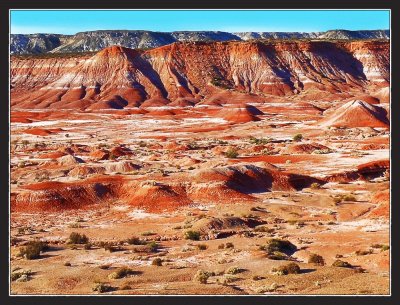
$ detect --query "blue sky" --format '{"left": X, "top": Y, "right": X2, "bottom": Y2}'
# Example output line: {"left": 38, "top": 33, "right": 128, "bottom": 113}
{"left": 10, "top": 10, "right": 390, "bottom": 34}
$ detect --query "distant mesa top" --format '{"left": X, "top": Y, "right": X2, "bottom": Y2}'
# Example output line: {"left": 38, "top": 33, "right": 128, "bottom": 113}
{"left": 10, "top": 29, "right": 390, "bottom": 55}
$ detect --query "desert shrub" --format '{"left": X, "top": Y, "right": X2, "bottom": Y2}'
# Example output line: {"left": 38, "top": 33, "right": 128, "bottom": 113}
{"left": 68, "top": 232, "right": 89, "bottom": 244}
{"left": 103, "top": 242, "right": 122, "bottom": 253}
{"left": 254, "top": 226, "right": 274, "bottom": 233}
{"left": 141, "top": 231, "right": 156, "bottom": 236}
{"left": 11, "top": 269, "right": 33, "bottom": 281}
{"left": 126, "top": 236, "right": 146, "bottom": 245}
{"left": 381, "top": 245, "right": 390, "bottom": 251}
{"left": 108, "top": 267, "right": 137, "bottom": 279}
{"left": 19, "top": 240, "right": 49, "bottom": 260}
{"left": 293, "top": 134, "right": 303, "bottom": 142}
{"left": 218, "top": 243, "right": 225, "bottom": 249}
{"left": 308, "top": 254, "right": 325, "bottom": 266}
{"left": 64, "top": 262, "right": 72, "bottom": 267}
{"left": 193, "top": 270, "right": 213, "bottom": 284}
{"left": 267, "top": 251, "right": 288, "bottom": 260}
{"left": 225, "top": 148, "right": 239, "bottom": 158}
{"left": 184, "top": 230, "right": 200, "bottom": 241}
{"left": 332, "top": 260, "right": 352, "bottom": 268}
{"left": 261, "top": 238, "right": 297, "bottom": 255}
{"left": 249, "top": 137, "right": 271, "bottom": 145}
{"left": 310, "top": 182, "right": 321, "bottom": 189}
{"left": 152, "top": 258, "right": 163, "bottom": 266}
{"left": 92, "top": 282, "right": 113, "bottom": 293}
{"left": 271, "top": 262, "right": 301, "bottom": 275}
{"left": 225, "top": 266, "right": 242, "bottom": 275}
{"left": 343, "top": 195, "right": 356, "bottom": 202}
{"left": 225, "top": 242, "right": 234, "bottom": 249}
{"left": 197, "top": 244, "right": 208, "bottom": 250}
{"left": 147, "top": 241, "right": 159, "bottom": 253}
{"left": 355, "top": 249, "right": 373, "bottom": 256}
{"left": 84, "top": 243, "right": 92, "bottom": 250}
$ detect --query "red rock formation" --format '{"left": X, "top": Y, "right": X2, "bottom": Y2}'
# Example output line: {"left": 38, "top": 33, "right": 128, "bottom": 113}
{"left": 320, "top": 100, "right": 389, "bottom": 128}
{"left": 11, "top": 40, "right": 389, "bottom": 110}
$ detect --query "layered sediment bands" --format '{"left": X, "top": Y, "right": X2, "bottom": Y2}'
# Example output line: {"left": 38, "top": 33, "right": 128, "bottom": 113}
{"left": 12, "top": 164, "right": 325, "bottom": 212}
{"left": 10, "top": 40, "right": 389, "bottom": 110}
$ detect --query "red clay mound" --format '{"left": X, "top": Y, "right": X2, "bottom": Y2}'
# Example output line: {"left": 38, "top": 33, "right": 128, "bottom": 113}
{"left": 348, "top": 95, "right": 380, "bottom": 105}
{"left": 140, "top": 98, "right": 170, "bottom": 108}
{"left": 145, "top": 109, "right": 176, "bottom": 116}
{"left": 68, "top": 165, "right": 106, "bottom": 177}
{"left": 89, "top": 149, "right": 110, "bottom": 161}
{"left": 357, "top": 159, "right": 390, "bottom": 178}
{"left": 11, "top": 117, "right": 32, "bottom": 123}
{"left": 38, "top": 151, "right": 67, "bottom": 159}
{"left": 369, "top": 189, "right": 389, "bottom": 218}
{"left": 283, "top": 142, "right": 331, "bottom": 154}
{"left": 13, "top": 179, "right": 122, "bottom": 212}
{"left": 191, "top": 164, "right": 324, "bottom": 194}
{"left": 169, "top": 97, "right": 198, "bottom": 107}
{"left": 110, "top": 146, "right": 132, "bottom": 158}
{"left": 326, "top": 159, "right": 389, "bottom": 183}
{"left": 23, "top": 128, "right": 63, "bottom": 136}
{"left": 217, "top": 104, "right": 263, "bottom": 123}
{"left": 122, "top": 181, "right": 192, "bottom": 212}
{"left": 87, "top": 95, "right": 129, "bottom": 110}
{"left": 373, "top": 87, "right": 390, "bottom": 103}
{"left": 320, "top": 100, "right": 389, "bottom": 128}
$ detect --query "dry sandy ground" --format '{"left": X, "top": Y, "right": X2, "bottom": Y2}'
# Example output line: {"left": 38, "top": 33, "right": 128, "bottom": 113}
{"left": 9, "top": 99, "right": 390, "bottom": 295}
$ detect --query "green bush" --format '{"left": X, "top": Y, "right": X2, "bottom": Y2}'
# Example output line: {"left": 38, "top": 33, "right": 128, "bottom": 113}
{"left": 293, "top": 134, "right": 303, "bottom": 142}
{"left": 225, "top": 266, "right": 242, "bottom": 275}
{"left": 193, "top": 270, "right": 213, "bottom": 284}
{"left": 271, "top": 262, "right": 301, "bottom": 275}
{"left": 68, "top": 232, "right": 89, "bottom": 244}
{"left": 108, "top": 267, "right": 136, "bottom": 279}
{"left": 308, "top": 254, "right": 325, "bottom": 266}
{"left": 225, "top": 148, "right": 239, "bottom": 158}
{"left": 184, "top": 230, "right": 201, "bottom": 241}
{"left": 126, "top": 236, "right": 146, "bottom": 245}
{"left": 147, "top": 241, "right": 159, "bottom": 253}
{"left": 332, "top": 260, "right": 352, "bottom": 268}
{"left": 197, "top": 244, "right": 208, "bottom": 250}
{"left": 92, "top": 282, "right": 113, "bottom": 293}
{"left": 19, "top": 240, "right": 49, "bottom": 260}
{"left": 261, "top": 238, "right": 297, "bottom": 255}
{"left": 225, "top": 242, "right": 234, "bottom": 249}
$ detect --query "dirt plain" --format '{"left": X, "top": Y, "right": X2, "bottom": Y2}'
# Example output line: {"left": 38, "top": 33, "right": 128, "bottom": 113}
{"left": 10, "top": 96, "right": 390, "bottom": 295}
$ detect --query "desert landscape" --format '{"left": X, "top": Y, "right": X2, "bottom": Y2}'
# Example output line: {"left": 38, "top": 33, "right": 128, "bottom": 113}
{"left": 9, "top": 29, "right": 390, "bottom": 295}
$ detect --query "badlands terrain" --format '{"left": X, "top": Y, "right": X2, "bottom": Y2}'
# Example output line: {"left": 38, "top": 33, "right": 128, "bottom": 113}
{"left": 10, "top": 38, "right": 390, "bottom": 295}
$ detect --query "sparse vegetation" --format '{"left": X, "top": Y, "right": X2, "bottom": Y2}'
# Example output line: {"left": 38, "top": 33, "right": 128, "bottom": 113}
{"left": 126, "top": 236, "right": 146, "bottom": 245}
{"left": 260, "top": 238, "right": 297, "bottom": 256}
{"left": 332, "top": 260, "right": 352, "bottom": 268}
{"left": 225, "top": 266, "right": 243, "bottom": 275}
{"left": 197, "top": 244, "right": 208, "bottom": 250}
{"left": 308, "top": 254, "right": 325, "bottom": 266}
{"left": 108, "top": 267, "right": 137, "bottom": 279}
{"left": 193, "top": 270, "right": 214, "bottom": 284}
{"left": 271, "top": 262, "right": 301, "bottom": 275}
{"left": 225, "top": 148, "right": 239, "bottom": 158}
{"left": 92, "top": 282, "right": 114, "bottom": 293}
{"left": 67, "top": 232, "right": 89, "bottom": 244}
{"left": 184, "top": 230, "right": 201, "bottom": 241}
{"left": 152, "top": 258, "right": 163, "bottom": 266}
{"left": 19, "top": 240, "right": 49, "bottom": 260}
{"left": 293, "top": 134, "right": 303, "bottom": 142}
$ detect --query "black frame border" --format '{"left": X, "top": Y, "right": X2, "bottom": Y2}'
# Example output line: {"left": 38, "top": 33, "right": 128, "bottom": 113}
{"left": 1, "top": 1, "right": 398, "bottom": 305}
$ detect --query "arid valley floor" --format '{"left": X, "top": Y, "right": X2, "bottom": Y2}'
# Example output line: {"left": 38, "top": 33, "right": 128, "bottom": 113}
{"left": 10, "top": 39, "right": 390, "bottom": 295}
